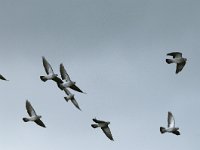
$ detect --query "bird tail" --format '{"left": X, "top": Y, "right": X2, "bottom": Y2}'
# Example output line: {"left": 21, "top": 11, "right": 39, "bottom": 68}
{"left": 160, "top": 127, "right": 166, "bottom": 134}
{"left": 166, "top": 59, "right": 174, "bottom": 64}
{"left": 23, "top": 118, "right": 29, "bottom": 122}
{"left": 91, "top": 124, "right": 99, "bottom": 128}
{"left": 64, "top": 97, "right": 69, "bottom": 102}
{"left": 40, "top": 76, "right": 48, "bottom": 82}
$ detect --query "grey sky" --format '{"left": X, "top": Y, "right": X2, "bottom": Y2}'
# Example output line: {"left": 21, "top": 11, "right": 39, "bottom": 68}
{"left": 0, "top": 0, "right": 200, "bottom": 149}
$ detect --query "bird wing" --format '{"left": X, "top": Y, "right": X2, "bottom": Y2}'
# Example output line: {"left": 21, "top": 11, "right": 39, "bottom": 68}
{"left": 172, "top": 130, "right": 180, "bottom": 135}
{"left": 0, "top": 74, "right": 8, "bottom": 81}
{"left": 167, "top": 52, "right": 182, "bottom": 58}
{"left": 168, "top": 112, "right": 175, "bottom": 128}
{"left": 42, "top": 56, "right": 54, "bottom": 74}
{"left": 92, "top": 118, "right": 106, "bottom": 123}
{"left": 52, "top": 76, "right": 64, "bottom": 90}
{"left": 52, "top": 76, "right": 63, "bottom": 84}
{"left": 60, "top": 63, "right": 70, "bottom": 81}
{"left": 70, "top": 84, "right": 85, "bottom": 93}
{"left": 71, "top": 98, "right": 81, "bottom": 111}
{"left": 35, "top": 119, "right": 46, "bottom": 128}
{"left": 101, "top": 126, "right": 114, "bottom": 141}
{"left": 176, "top": 61, "right": 186, "bottom": 74}
{"left": 26, "top": 100, "right": 37, "bottom": 117}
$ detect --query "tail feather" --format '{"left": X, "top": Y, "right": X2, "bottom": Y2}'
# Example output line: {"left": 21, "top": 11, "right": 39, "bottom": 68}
{"left": 64, "top": 97, "right": 69, "bottom": 102}
{"left": 23, "top": 118, "right": 29, "bottom": 122}
{"left": 160, "top": 127, "right": 166, "bottom": 134}
{"left": 40, "top": 76, "right": 48, "bottom": 82}
{"left": 166, "top": 59, "right": 174, "bottom": 64}
{"left": 91, "top": 124, "right": 98, "bottom": 128}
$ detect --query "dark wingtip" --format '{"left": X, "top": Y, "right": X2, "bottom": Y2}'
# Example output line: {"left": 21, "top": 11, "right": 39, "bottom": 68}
{"left": 172, "top": 130, "right": 180, "bottom": 135}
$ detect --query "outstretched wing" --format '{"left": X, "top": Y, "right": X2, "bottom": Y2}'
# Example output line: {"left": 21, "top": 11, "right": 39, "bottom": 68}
{"left": 93, "top": 118, "right": 106, "bottom": 123}
{"left": 70, "top": 84, "right": 85, "bottom": 93}
{"left": 101, "top": 126, "right": 114, "bottom": 141}
{"left": 71, "top": 99, "right": 81, "bottom": 111}
{"left": 52, "top": 76, "right": 63, "bottom": 84}
{"left": 60, "top": 63, "right": 70, "bottom": 81}
{"left": 42, "top": 56, "right": 54, "bottom": 75}
{"left": 26, "top": 100, "right": 37, "bottom": 117}
{"left": 176, "top": 61, "right": 186, "bottom": 74}
{"left": 35, "top": 119, "right": 46, "bottom": 128}
{"left": 168, "top": 112, "right": 175, "bottom": 128}
{"left": 167, "top": 52, "right": 182, "bottom": 58}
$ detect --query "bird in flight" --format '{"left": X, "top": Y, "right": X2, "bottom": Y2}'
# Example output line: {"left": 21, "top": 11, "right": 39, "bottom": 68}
{"left": 23, "top": 100, "right": 46, "bottom": 128}
{"left": 53, "top": 63, "right": 86, "bottom": 94}
{"left": 91, "top": 118, "right": 114, "bottom": 141}
{"left": 160, "top": 111, "right": 180, "bottom": 135}
{"left": 63, "top": 88, "right": 81, "bottom": 111}
{"left": 40, "top": 56, "right": 58, "bottom": 82}
{"left": 166, "top": 52, "right": 187, "bottom": 74}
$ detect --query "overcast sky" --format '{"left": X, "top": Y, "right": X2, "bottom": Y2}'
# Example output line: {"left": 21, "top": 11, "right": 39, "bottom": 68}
{"left": 0, "top": 0, "right": 200, "bottom": 150}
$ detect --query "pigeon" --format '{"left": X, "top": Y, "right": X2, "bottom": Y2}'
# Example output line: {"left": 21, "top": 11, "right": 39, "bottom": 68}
{"left": 0, "top": 74, "right": 8, "bottom": 81}
{"left": 40, "top": 56, "right": 58, "bottom": 82}
{"left": 54, "top": 63, "right": 85, "bottom": 94}
{"left": 91, "top": 118, "right": 114, "bottom": 141}
{"left": 160, "top": 111, "right": 180, "bottom": 135}
{"left": 166, "top": 52, "right": 187, "bottom": 74}
{"left": 63, "top": 88, "right": 81, "bottom": 111}
{"left": 23, "top": 100, "right": 46, "bottom": 128}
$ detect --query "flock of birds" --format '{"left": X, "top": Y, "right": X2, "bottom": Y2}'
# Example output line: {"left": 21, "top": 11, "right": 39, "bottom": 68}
{"left": 0, "top": 51, "right": 187, "bottom": 141}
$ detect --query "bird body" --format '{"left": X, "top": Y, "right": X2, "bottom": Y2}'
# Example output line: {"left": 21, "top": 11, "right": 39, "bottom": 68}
{"left": 23, "top": 115, "right": 41, "bottom": 122}
{"left": 64, "top": 93, "right": 74, "bottom": 101}
{"left": 57, "top": 63, "right": 85, "bottom": 93}
{"left": 91, "top": 118, "right": 114, "bottom": 141}
{"left": 23, "top": 100, "right": 46, "bottom": 128}
{"left": 64, "top": 88, "right": 81, "bottom": 111}
{"left": 40, "top": 56, "right": 58, "bottom": 82}
{"left": 60, "top": 80, "right": 75, "bottom": 89}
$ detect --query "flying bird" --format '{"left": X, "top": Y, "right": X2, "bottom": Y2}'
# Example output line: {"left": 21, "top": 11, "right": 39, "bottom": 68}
{"left": 160, "top": 111, "right": 180, "bottom": 135}
{"left": 54, "top": 63, "right": 85, "bottom": 94}
{"left": 91, "top": 118, "right": 114, "bottom": 141}
{"left": 40, "top": 56, "right": 58, "bottom": 82}
{"left": 0, "top": 74, "right": 8, "bottom": 81}
{"left": 23, "top": 100, "right": 46, "bottom": 128}
{"left": 166, "top": 52, "right": 187, "bottom": 74}
{"left": 64, "top": 88, "right": 81, "bottom": 111}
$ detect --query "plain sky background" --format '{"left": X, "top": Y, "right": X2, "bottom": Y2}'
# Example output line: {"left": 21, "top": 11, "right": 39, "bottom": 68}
{"left": 0, "top": 0, "right": 200, "bottom": 149}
